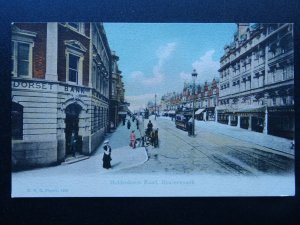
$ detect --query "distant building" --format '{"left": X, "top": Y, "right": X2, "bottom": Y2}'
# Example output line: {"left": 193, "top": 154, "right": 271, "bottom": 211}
{"left": 195, "top": 78, "right": 219, "bottom": 121}
{"left": 110, "top": 51, "right": 126, "bottom": 129}
{"left": 11, "top": 22, "right": 121, "bottom": 169}
{"left": 160, "top": 78, "right": 219, "bottom": 120}
{"left": 216, "top": 23, "right": 294, "bottom": 139}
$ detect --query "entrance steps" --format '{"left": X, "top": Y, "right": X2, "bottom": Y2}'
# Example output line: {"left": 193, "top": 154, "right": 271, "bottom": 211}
{"left": 61, "top": 154, "right": 89, "bottom": 165}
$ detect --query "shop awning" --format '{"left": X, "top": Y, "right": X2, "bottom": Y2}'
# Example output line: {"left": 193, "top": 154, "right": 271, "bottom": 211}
{"left": 118, "top": 111, "right": 127, "bottom": 115}
{"left": 195, "top": 108, "right": 205, "bottom": 115}
{"left": 235, "top": 106, "right": 266, "bottom": 113}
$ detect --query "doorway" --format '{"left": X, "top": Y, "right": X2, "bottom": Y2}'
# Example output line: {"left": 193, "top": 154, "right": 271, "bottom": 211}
{"left": 65, "top": 103, "right": 82, "bottom": 156}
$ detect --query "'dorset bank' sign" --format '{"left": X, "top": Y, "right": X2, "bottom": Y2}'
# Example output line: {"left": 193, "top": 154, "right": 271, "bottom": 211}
{"left": 12, "top": 80, "right": 54, "bottom": 91}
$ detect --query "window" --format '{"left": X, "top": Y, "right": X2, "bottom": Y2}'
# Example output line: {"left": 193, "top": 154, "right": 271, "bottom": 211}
{"left": 282, "top": 97, "right": 287, "bottom": 105}
{"left": 12, "top": 42, "right": 32, "bottom": 77}
{"left": 272, "top": 97, "right": 277, "bottom": 106}
{"left": 283, "top": 66, "right": 287, "bottom": 80}
{"left": 12, "top": 102, "right": 23, "bottom": 140}
{"left": 65, "top": 40, "right": 86, "bottom": 85}
{"left": 92, "top": 64, "right": 96, "bottom": 88}
{"left": 11, "top": 26, "right": 36, "bottom": 77}
{"left": 17, "top": 43, "right": 30, "bottom": 76}
{"left": 68, "top": 54, "right": 79, "bottom": 83}
{"left": 99, "top": 107, "right": 102, "bottom": 128}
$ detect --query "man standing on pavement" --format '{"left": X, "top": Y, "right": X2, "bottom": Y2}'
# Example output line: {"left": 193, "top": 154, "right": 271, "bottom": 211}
{"left": 136, "top": 119, "right": 139, "bottom": 130}
{"left": 70, "top": 132, "right": 77, "bottom": 157}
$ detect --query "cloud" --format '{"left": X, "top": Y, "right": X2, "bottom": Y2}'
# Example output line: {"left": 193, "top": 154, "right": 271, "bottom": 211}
{"left": 130, "top": 42, "right": 177, "bottom": 86}
{"left": 156, "top": 42, "right": 177, "bottom": 67}
{"left": 126, "top": 93, "right": 158, "bottom": 112}
{"left": 179, "top": 50, "right": 219, "bottom": 83}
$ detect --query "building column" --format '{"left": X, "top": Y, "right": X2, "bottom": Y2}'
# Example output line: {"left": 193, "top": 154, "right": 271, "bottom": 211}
{"left": 228, "top": 114, "right": 231, "bottom": 125}
{"left": 263, "top": 107, "right": 268, "bottom": 134}
{"left": 248, "top": 116, "right": 252, "bottom": 130}
{"left": 45, "top": 23, "right": 58, "bottom": 81}
{"left": 88, "top": 23, "right": 93, "bottom": 88}
{"left": 237, "top": 115, "right": 241, "bottom": 128}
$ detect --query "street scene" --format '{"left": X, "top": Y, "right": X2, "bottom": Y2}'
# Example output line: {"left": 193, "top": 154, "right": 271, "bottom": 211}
{"left": 11, "top": 23, "right": 295, "bottom": 197}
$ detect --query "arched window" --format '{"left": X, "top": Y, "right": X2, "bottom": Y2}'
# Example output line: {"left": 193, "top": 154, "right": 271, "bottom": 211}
{"left": 12, "top": 102, "right": 23, "bottom": 140}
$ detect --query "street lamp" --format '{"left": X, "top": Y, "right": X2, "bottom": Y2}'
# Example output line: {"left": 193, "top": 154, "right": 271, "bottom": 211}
{"left": 191, "top": 69, "right": 198, "bottom": 136}
{"left": 155, "top": 93, "right": 157, "bottom": 120}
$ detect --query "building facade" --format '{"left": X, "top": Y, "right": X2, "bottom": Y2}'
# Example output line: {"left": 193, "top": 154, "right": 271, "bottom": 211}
{"left": 160, "top": 78, "right": 219, "bottom": 120}
{"left": 110, "top": 51, "right": 126, "bottom": 129}
{"left": 216, "top": 23, "right": 294, "bottom": 139}
{"left": 11, "top": 22, "right": 119, "bottom": 169}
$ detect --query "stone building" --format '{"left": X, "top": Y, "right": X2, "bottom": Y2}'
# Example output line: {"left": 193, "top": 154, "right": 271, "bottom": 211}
{"left": 11, "top": 22, "right": 117, "bottom": 169}
{"left": 216, "top": 23, "right": 294, "bottom": 139}
{"left": 110, "top": 51, "right": 126, "bottom": 129}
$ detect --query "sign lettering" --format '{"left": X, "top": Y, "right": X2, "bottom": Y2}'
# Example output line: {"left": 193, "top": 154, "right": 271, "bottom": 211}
{"left": 12, "top": 80, "right": 54, "bottom": 90}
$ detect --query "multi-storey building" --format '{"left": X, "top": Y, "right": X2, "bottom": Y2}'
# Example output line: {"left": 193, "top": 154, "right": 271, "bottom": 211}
{"left": 216, "top": 23, "right": 294, "bottom": 139}
{"left": 110, "top": 51, "right": 126, "bottom": 129}
{"left": 195, "top": 79, "right": 219, "bottom": 121}
{"left": 180, "top": 79, "right": 219, "bottom": 121}
{"left": 160, "top": 78, "right": 219, "bottom": 120}
{"left": 11, "top": 22, "right": 118, "bottom": 169}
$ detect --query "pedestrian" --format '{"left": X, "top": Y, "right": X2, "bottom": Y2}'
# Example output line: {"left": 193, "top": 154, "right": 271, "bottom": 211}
{"left": 70, "top": 132, "right": 77, "bottom": 157}
{"left": 150, "top": 130, "right": 155, "bottom": 146}
{"left": 123, "top": 117, "right": 126, "bottom": 126}
{"left": 127, "top": 120, "right": 131, "bottom": 130}
{"left": 102, "top": 140, "right": 112, "bottom": 169}
{"left": 136, "top": 119, "right": 139, "bottom": 130}
{"left": 147, "top": 120, "right": 153, "bottom": 135}
{"left": 130, "top": 130, "right": 136, "bottom": 149}
{"left": 154, "top": 128, "right": 159, "bottom": 148}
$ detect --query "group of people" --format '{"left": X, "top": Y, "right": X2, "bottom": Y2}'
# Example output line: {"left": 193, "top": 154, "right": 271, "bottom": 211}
{"left": 102, "top": 115, "right": 159, "bottom": 169}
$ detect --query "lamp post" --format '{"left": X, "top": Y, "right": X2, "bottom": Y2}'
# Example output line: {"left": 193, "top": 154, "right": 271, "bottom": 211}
{"left": 191, "top": 69, "right": 198, "bottom": 136}
{"left": 155, "top": 93, "right": 157, "bottom": 120}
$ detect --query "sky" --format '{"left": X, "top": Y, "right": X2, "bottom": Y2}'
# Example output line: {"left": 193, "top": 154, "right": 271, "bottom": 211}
{"left": 104, "top": 23, "right": 237, "bottom": 111}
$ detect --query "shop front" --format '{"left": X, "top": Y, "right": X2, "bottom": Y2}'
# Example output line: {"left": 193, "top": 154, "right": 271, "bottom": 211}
{"left": 235, "top": 106, "right": 266, "bottom": 132}
{"left": 268, "top": 106, "right": 294, "bottom": 139}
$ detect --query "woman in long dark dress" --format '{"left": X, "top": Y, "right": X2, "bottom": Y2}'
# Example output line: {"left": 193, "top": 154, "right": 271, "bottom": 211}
{"left": 127, "top": 120, "right": 131, "bottom": 130}
{"left": 102, "top": 140, "right": 112, "bottom": 169}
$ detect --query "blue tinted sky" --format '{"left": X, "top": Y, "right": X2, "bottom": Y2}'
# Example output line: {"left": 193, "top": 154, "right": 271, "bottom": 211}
{"left": 104, "top": 23, "right": 237, "bottom": 111}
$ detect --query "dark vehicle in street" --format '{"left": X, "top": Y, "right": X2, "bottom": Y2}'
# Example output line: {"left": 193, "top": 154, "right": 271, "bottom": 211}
{"left": 175, "top": 114, "right": 189, "bottom": 131}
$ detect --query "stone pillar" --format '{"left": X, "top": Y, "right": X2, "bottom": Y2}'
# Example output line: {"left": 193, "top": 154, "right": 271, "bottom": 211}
{"left": 45, "top": 23, "right": 58, "bottom": 81}
{"left": 89, "top": 23, "right": 93, "bottom": 88}
{"left": 248, "top": 116, "right": 252, "bottom": 130}
{"left": 263, "top": 107, "right": 268, "bottom": 134}
{"left": 228, "top": 114, "right": 231, "bottom": 126}
{"left": 237, "top": 115, "right": 241, "bottom": 128}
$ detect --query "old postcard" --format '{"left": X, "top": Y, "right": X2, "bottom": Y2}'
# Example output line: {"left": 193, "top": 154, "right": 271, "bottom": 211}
{"left": 11, "top": 22, "right": 295, "bottom": 197}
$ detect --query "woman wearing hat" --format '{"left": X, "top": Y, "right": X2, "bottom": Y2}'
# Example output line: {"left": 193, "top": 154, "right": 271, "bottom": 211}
{"left": 102, "top": 140, "right": 112, "bottom": 169}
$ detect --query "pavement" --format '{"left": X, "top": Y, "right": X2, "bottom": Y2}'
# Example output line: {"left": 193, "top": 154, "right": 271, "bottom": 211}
{"left": 97, "top": 116, "right": 148, "bottom": 173}
{"left": 160, "top": 116, "right": 294, "bottom": 155}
